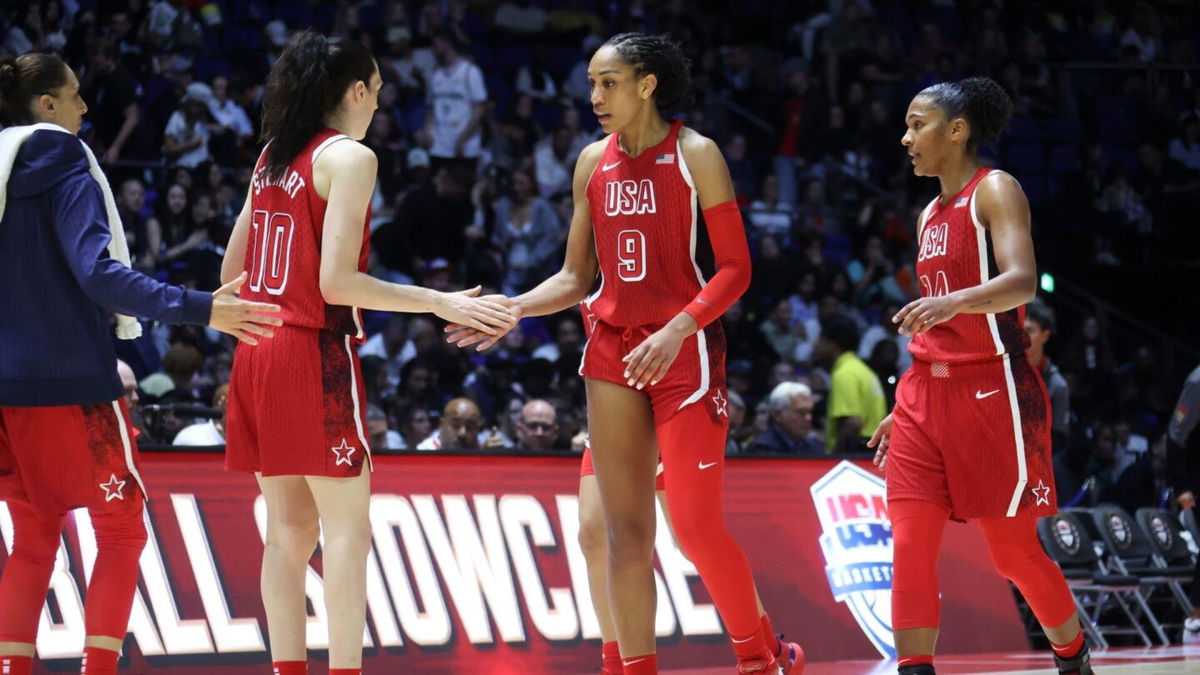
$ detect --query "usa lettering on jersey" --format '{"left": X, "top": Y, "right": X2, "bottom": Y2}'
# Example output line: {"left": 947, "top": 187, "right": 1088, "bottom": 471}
{"left": 604, "top": 179, "right": 657, "bottom": 216}
{"left": 251, "top": 166, "right": 306, "bottom": 199}
{"left": 917, "top": 222, "right": 949, "bottom": 262}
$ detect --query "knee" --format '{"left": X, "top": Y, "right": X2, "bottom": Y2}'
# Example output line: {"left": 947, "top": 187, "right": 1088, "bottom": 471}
{"left": 578, "top": 510, "right": 607, "bottom": 561}
{"left": 320, "top": 518, "right": 372, "bottom": 557}
{"left": 605, "top": 516, "right": 655, "bottom": 566}
{"left": 266, "top": 519, "right": 321, "bottom": 559}
{"left": 988, "top": 544, "right": 1037, "bottom": 582}
{"left": 670, "top": 514, "right": 724, "bottom": 564}
{"left": 92, "top": 503, "right": 148, "bottom": 555}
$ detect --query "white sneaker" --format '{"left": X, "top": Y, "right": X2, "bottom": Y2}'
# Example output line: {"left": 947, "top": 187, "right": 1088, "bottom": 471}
{"left": 1186, "top": 616, "right": 1200, "bottom": 633}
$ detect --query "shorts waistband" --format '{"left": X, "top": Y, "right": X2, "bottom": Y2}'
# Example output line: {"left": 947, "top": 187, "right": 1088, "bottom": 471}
{"left": 910, "top": 354, "right": 1023, "bottom": 379}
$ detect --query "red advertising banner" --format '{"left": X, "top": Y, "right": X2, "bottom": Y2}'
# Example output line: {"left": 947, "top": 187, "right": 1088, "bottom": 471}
{"left": 0, "top": 453, "right": 1027, "bottom": 674}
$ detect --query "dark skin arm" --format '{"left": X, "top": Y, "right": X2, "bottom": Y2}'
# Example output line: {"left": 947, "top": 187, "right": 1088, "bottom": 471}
{"left": 893, "top": 171, "right": 1037, "bottom": 336}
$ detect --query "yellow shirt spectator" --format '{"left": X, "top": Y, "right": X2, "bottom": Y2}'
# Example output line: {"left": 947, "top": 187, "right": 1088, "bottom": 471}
{"left": 826, "top": 350, "right": 887, "bottom": 452}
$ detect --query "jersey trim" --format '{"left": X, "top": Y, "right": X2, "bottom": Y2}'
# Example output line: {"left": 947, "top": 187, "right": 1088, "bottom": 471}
{"left": 311, "top": 133, "right": 350, "bottom": 165}
{"left": 968, "top": 171, "right": 1005, "bottom": 356}
{"left": 111, "top": 400, "right": 147, "bottom": 498}
{"left": 676, "top": 138, "right": 708, "bottom": 290}
{"left": 1000, "top": 353, "right": 1028, "bottom": 516}
{"left": 916, "top": 196, "right": 938, "bottom": 243}
{"left": 344, "top": 335, "right": 373, "bottom": 472}
{"left": 676, "top": 327, "right": 710, "bottom": 410}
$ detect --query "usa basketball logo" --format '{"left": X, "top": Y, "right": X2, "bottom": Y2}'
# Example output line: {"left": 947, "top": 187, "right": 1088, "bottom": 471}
{"left": 809, "top": 461, "right": 895, "bottom": 658}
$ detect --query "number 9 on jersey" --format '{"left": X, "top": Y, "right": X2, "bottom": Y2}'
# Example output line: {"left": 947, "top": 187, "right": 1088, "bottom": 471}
{"left": 617, "top": 229, "right": 646, "bottom": 282}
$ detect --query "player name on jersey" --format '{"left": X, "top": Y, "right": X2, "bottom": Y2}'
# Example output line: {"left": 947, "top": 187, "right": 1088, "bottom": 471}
{"left": 251, "top": 165, "right": 306, "bottom": 199}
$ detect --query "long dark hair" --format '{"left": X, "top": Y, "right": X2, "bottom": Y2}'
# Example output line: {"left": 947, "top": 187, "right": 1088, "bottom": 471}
{"left": 259, "top": 30, "right": 376, "bottom": 181}
{"left": 603, "top": 32, "right": 692, "bottom": 117}
{"left": 919, "top": 76, "right": 1013, "bottom": 153}
{"left": 0, "top": 52, "right": 69, "bottom": 126}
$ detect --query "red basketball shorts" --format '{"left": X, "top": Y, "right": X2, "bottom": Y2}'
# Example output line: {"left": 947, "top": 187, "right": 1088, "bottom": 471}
{"left": 886, "top": 353, "right": 1055, "bottom": 521}
{"left": 580, "top": 446, "right": 666, "bottom": 490}
{"left": 0, "top": 399, "right": 145, "bottom": 512}
{"left": 225, "top": 325, "right": 371, "bottom": 478}
{"left": 578, "top": 314, "right": 729, "bottom": 425}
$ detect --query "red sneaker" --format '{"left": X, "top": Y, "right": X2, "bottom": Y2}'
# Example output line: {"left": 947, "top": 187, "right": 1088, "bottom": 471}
{"left": 775, "top": 637, "right": 806, "bottom": 675}
{"left": 736, "top": 654, "right": 781, "bottom": 674}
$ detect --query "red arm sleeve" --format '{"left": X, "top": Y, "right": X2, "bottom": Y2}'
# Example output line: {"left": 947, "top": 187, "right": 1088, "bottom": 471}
{"left": 681, "top": 200, "right": 751, "bottom": 329}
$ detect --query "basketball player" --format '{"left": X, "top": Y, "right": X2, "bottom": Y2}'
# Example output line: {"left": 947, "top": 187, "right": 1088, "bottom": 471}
{"left": 0, "top": 53, "right": 281, "bottom": 675}
{"left": 868, "top": 77, "right": 1091, "bottom": 675}
{"left": 448, "top": 33, "right": 784, "bottom": 674}
{"left": 218, "top": 32, "right": 513, "bottom": 675}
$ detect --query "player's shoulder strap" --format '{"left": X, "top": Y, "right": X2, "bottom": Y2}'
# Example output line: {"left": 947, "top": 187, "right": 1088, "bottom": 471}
{"left": 915, "top": 195, "right": 939, "bottom": 241}
{"left": 311, "top": 132, "right": 352, "bottom": 166}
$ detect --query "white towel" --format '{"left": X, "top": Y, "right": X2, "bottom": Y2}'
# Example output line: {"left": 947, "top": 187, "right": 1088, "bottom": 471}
{"left": 0, "top": 123, "right": 142, "bottom": 339}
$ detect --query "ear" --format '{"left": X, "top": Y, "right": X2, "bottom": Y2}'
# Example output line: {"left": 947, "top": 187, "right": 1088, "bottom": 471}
{"left": 949, "top": 116, "right": 969, "bottom": 144}
{"left": 640, "top": 72, "right": 658, "bottom": 100}
{"left": 38, "top": 93, "right": 56, "bottom": 114}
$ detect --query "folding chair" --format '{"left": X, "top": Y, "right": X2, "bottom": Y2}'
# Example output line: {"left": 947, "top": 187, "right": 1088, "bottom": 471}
{"left": 1135, "top": 508, "right": 1196, "bottom": 624}
{"left": 1038, "top": 512, "right": 1153, "bottom": 648}
{"left": 1089, "top": 505, "right": 1191, "bottom": 644}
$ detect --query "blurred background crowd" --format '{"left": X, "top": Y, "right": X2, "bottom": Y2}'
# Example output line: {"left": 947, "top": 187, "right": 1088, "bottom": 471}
{"left": 5, "top": 0, "right": 1199, "bottom": 513}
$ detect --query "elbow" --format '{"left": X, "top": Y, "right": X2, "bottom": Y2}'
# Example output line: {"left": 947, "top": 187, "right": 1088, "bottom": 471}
{"left": 319, "top": 270, "right": 347, "bottom": 306}
{"left": 1020, "top": 270, "right": 1038, "bottom": 304}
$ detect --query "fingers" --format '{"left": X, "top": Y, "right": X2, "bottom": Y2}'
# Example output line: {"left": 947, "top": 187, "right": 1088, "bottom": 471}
{"left": 866, "top": 425, "right": 885, "bottom": 448}
{"left": 477, "top": 304, "right": 516, "bottom": 327}
{"left": 623, "top": 346, "right": 659, "bottom": 390}
{"left": 466, "top": 318, "right": 499, "bottom": 335}
{"left": 215, "top": 271, "right": 248, "bottom": 296}
{"left": 239, "top": 322, "right": 275, "bottom": 339}
{"left": 475, "top": 334, "right": 503, "bottom": 351}
{"left": 244, "top": 311, "right": 284, "bottom": 327}
{"left": 229, "top": 329, "right": 258, "bottom": 346}
{"left": 892, "top": 300, "right": 916, "bottom": 325}
{"left": 457, "top": 285, "right": 482, "bottom": 297}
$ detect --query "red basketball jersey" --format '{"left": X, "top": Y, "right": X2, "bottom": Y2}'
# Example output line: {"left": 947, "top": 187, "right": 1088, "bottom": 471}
{"left": 243, "top": 129, "right": 369, "bottom": 340}
{"left": 909, "top": 167, "right": 1030, "bottom": 363}
{"left": 584, "top": 120, "right": 707, "bottom": 327}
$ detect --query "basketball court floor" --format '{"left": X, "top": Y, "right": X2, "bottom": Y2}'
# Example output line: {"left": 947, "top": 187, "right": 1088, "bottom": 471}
{"left": 636, "top": 645, "right": 1200, "bottom": 674}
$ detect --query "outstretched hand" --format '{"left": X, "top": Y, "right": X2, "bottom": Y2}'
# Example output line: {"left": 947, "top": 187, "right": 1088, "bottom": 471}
{"left": 443, "top": 291, "right": 521, "bottom": 349}
{"left": 208, "top": 272, "right": 283, "bottom": 345}
{"left": 433, "top": 286, "right": 517, "bottom": 336}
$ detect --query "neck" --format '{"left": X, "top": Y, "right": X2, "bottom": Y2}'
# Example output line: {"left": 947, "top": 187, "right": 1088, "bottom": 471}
{"left": 324, "top": 113, "right": 354, "bottom": 138}
{"left": 937, "top": 154, "right": 982, "bottom": 201}
{"left": 618, "top": 111, "right": 670, "bottom": 158}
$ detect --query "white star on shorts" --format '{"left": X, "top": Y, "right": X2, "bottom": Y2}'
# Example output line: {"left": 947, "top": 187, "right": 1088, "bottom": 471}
{"left": 331, "top": 439, "right": 356, "bottom": 467}
{"left": 711, "top": 389, "right": 728, "bottom": 417}
{"left": 1032, "top": 480, "right": 1051, "bottom": 506}
{"left": 99, "top": 474, "right": 126, "bottom": 502}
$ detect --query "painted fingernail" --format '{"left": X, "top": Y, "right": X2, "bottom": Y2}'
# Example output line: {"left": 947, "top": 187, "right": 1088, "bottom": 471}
{"left": 636, "top": 382, "right": 644, "bottom": 390}
{"left": 627, "top": 379, "right": 635, "bottom": 387}
{"left": 623, "top": 371, "right": 630, "bottom": 378}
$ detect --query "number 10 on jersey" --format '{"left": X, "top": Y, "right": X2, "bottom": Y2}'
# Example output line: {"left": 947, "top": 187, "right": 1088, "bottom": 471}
{"left": 248, "top": 210, "right": 295, "bottom": 295}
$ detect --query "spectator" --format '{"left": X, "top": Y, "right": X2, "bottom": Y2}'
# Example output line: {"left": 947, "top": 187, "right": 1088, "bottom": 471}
{"left": 846, "top": 235, "right": 905, "bottom": 305}
{"left": 795, "top": 179, "right": 841, "bottom": 234}
{"left": 494, "top": 0, "right": 549, "bottom": 35}
{"left": 366, "top": 404, "right": 391, "bottom": 451}
{"left": 516, "top": 399, "right": 558, "bottom": 451}
{"left": 173, "top": 384, "right": 229, "bottom": 446}
{"left": 747, "top": 174, "right": 795, "bottom": 248}
{"left": 388, "top": 401, "right": 435, "bottom": 451}
{"left": 418, "top": 397, "right": 500, "bottom": 450}
{"left": 532, "top": 315, "right": 584, "bottom": 363}
{"left": 492, "top": 168, "right": 564, "bottom": 295}
{"left": 725, "top": 390, "right": 750, "bottom": 454}
{"left": 81, "top": 39, "right": 141, "bottom": 165}
{"left": 816, "top": 313, "right": 886, "bottom": 453}
{"left": 745, "top": 382, "right": 823, "bottom": 455}
{"left": 858, "top": 301, "right": 911, "bottom": 375}
{"left": 1025, "top": 301, "right": 1071, "bottom": 452}
{"left": 1168, "top": 115, "right": 1200, "bottom": 172}
{"left": 117, "top": 359, "right": 148, "bottom": 437}
{"left": 207, "top": 75, "right": 255, "bottom": 160}
{"left": 116, "top": 178, "right": 161, "bottom": 270}
{"left": 534, "top": 126, "right": 575, "bottom": 197}
{"left": 422, "top": 31, "right": 487, "bottom": 175}
{"left": 162, "top": 83, "right": 214, "bottom": 169}
{"left": 760, "top": 298, "right": 800, "bottom": 363}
